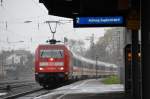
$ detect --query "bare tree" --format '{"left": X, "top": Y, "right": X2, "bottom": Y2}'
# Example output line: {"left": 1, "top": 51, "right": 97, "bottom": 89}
{"left": 68, "top": 39, "right": 86, "bottom": 56}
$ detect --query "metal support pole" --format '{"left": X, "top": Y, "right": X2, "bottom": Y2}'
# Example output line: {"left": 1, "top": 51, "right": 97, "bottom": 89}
{"left": 132, "top": 30, "right": 141, "bottom": 99}
{"left": 141, "top": 0, "right": 150, "bottom": 98}
{"left": 1, "top": 51, "right": 3, "bottom": 79}
{"left": 95, "top": 56, "right": 98, "bottom": 79}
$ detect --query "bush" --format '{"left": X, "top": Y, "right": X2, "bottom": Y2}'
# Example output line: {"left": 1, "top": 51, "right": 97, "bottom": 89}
{"left": 102, "top": 75, "right": 120, "bottom": 84}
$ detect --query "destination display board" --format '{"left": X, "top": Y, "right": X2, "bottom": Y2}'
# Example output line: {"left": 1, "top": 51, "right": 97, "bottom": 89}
{"left": 73, "top": 16, "right": 126, "bottom": 27}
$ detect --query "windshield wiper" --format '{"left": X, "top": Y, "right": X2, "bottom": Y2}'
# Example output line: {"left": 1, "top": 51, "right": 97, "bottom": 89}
{"left": 41, "top": 51, "right": 44, "bottom": 57}
{"left": 59, "top": 51, "right": 63, "bottom": 57}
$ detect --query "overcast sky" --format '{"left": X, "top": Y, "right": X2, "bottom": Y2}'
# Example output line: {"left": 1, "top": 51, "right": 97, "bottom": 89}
{"left": 0, "top": 0, "right": 107, "bottom": 53}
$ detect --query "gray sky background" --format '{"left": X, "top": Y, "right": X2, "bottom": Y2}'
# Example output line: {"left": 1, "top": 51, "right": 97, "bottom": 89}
{"left": 0, "top": 0, "right": 107, "bottom": 53}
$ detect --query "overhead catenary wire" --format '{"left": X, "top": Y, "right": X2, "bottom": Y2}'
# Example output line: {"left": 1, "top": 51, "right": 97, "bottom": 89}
{"left": 0, "top": 18, "right": 73, "bottom": 25}
{"left": 0, "top": 26, "right": 27, "bottom": 39}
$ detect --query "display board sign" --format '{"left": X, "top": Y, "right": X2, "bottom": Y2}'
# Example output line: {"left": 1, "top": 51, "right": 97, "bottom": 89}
{"left": 73, "top": 16, "right": 125, "bottom": 27}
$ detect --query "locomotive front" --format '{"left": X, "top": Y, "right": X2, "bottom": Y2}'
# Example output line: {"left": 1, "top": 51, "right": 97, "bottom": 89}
{"left": 35, "top": 45, "right": 70, "bottom": 88}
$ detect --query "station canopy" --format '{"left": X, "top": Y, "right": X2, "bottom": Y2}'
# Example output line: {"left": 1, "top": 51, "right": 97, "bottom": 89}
{"left": 39, "top": 0, "right": 140, "bottom": 28}
{"left": 39, "top": 0, "right": 129, "bottom": 18}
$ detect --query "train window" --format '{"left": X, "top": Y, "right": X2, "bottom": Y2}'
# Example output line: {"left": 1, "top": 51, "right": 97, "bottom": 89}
{"left": 90, "top": 63, "right": 94, "bottom": 69}
{"left": 80, "top": 61, "right": 83, "bottom": 67}
{"left": 40, "top": 50, "right": 64, "bottom": 58}
{"left": 76, "top": 59, "right": 80, "bottom": 67}
{"left": 86, "top": 62, "right": 89, "bottom": 68}
{"left": 97, "top": 66, "right": 100, "bottom": 70}
{"left": 101, "top": 66, "right": 105, "bottom": 70}
{"left": 78, "top": 60, "right": 81, "bottom": 66}
{"left": 73, "top": 58, "right": 77, "bottom": 66}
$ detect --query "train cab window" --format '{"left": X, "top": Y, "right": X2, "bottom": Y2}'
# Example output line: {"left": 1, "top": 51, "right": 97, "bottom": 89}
{"left": 40, "top": 50, "right": 64, "bottom": 58}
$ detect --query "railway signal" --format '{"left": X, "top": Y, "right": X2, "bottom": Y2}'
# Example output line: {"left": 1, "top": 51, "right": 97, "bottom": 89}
{"left": 125, "top": 44, "right": 141, "bottom": 96}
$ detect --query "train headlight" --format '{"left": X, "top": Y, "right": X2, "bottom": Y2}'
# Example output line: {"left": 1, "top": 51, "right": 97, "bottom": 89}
{"left": 60, "top": 67, "right": 64, "bottom": 70}
{"left": 39, "top": 67, "right": 44, "bottom": 70}
{"left": 49, "top": 58, "right": 54, "bottom": 61}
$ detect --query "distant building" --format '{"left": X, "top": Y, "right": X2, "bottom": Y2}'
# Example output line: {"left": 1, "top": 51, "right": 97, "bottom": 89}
{"left": 5, "top": 50, "right": 29, "bottom": 70}
{"left": 105, "top": 28, "right": 125, "bottom": 54}
{"left": 6, "top": 54, "right": 21, "bottom": 65}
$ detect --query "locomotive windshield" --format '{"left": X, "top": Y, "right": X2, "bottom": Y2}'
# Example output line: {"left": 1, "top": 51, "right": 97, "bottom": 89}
{"left": 40, "top": 49, "right": 64, "bottom": 58}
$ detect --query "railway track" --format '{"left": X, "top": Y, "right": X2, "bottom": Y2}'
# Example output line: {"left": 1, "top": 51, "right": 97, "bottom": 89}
{"left": 1, "top": 84, "right": 63, "bottom": 99}
{"left": 0, "top": 80, "right": 43, "bottom": 99}
{"left": 0, "top": 80, "right": 35, "bottom": 90}
{"left": 0, "top": 78, "right": 76, "bottom": 99}
{"left": 0, "top": 81, "right": 71, "bottom": 99}
{"left": 2, "top": 88, "right": 44, "bottom": 99}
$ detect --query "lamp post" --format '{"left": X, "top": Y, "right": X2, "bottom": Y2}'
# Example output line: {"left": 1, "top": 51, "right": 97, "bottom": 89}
{"left": 95, "top": 55, "right": 98, "bottom": 79}
{"left": 1, "top": 50, "right": 4, "bottom": 80}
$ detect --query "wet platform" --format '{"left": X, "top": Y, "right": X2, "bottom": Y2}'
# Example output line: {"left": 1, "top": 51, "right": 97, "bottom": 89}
{"left": 35, "top": 79, "right": 132, "bottom": 99}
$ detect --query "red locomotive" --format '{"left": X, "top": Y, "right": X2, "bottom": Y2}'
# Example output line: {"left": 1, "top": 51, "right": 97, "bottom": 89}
{"left": 35, "top": 44, "right": 118, "bottom": 89}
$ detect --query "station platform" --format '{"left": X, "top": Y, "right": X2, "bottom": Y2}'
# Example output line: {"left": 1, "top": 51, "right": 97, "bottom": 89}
{"left": 35, "top": 79, "right": 132, "bottom": 99}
